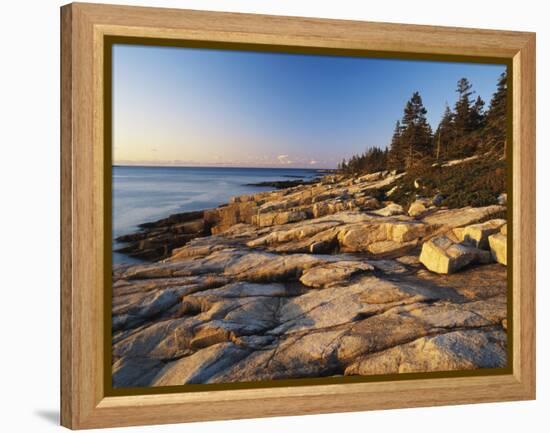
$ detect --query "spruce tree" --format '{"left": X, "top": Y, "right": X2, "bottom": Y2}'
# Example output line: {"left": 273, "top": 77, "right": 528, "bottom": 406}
{"left": 454, "top": 78, "right": 474, "bottom": 137}
{"left": 483, "top": 71, "right": 508, "bottom": 157}
{"left": 400, "top": 92, "right": 433, "bottom": 168}
{"left": 434, "top": 104, "right": 454, "bottom": 161}
{"left": 339, "top": 147, "right": 389, "bottom": 175}
{"left": 387, "top": 120, "right": 404, "bottom": 170}
{"left": 338, "top": 72, "right": 507, "bottom": 177}
{"left": 471, "top": 95, "right": 486, "bottom": 130}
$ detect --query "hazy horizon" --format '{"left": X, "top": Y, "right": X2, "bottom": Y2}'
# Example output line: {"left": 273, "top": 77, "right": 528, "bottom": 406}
{"left": 112, "top": 161, "right": 331, "bottom": 170}
{"left": 113, "top": 44, "right": 506, "bottom": 169}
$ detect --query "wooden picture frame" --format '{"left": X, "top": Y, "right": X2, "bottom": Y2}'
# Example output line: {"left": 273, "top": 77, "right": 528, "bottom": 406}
{"left": 60, "top": 2, "right": 536, "bottom": 429}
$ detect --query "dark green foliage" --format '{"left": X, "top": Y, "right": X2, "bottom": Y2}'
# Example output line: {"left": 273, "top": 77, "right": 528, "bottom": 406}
{"left": 471, "top": 95, "right": 486, "bottom": 130}
{"left": 453, "top": 78, "right": 475, "bottom": 136}
{"left": 386, "top": 92, "right": 433, "bottom": 170}
{"left": 481, "top": 71, "right": 508, "bottom": 157}
{"left": 433, "top": 104, "right": 454, "bottom": 162}
{"left": 387, "top": 120, "right": 404, "bottom": 170}
{"left": 399, "top": 92, "right": 433, "bottom": 168}
{"left": 446, "top": 77, "right": 485, "bottom": 157}
{"left": 338, "top": 71, "right": 508, "bottom": 209}
{"left": 382, "top": 158, "right": 507, "bottom": 209}
{"left": 339, "top": 146, "right": 388, "bottom": 175}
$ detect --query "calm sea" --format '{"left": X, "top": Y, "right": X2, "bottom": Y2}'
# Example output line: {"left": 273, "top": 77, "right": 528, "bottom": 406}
{"left": 112, "top": 166, "right": 320, "bottom": 264}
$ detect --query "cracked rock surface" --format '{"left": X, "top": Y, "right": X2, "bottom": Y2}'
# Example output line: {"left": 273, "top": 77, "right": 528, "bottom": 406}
{"left": 112, "top": 170, "right": 508, "bottom": 387}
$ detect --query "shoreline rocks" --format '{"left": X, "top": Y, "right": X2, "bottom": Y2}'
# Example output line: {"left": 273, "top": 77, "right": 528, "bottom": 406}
{"left": 489, "top": 224, "right": 508, "bottom": 265}
{"left": 112, "top": 169, "right": 509, "bottom": 387}
{"left": 245, "top": 178, "right": 320, "bottom": 189}
{"left": 115, "top": 210, "right": 207, "bottom": 261}
{"left": 419, "top": 218, "right": 507, "bottom": 274}
{"left": 419, "top": 235, "right": 492, "bottom": 274}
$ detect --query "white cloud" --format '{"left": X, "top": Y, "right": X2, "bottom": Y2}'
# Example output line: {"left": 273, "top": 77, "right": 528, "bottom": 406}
{"left": 277, "top": 154, "right": 293, "bottom": 164}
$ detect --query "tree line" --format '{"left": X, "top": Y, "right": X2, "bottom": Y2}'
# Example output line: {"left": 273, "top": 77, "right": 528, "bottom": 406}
{"left": 338, "top": 71, "right": 507, "bottom": 175}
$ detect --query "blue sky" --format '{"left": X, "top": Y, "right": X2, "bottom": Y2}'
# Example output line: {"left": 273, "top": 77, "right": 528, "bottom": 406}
{"left": 112, "top": 44, "right": 506, "bottom": 168}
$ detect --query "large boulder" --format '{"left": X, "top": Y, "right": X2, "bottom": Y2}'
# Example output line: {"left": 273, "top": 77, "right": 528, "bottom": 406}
{"left": 489, "top": 232, "right": 507, "bottom": 265}
{"left": 337, "top": 221, "right": 429, "bottom": 254}
{"left": 460, "top": 219, "right": 507, "bottom": 249}
{"left": 338, "top": 223, "right": 388, "bottom": 251}
{"left": 419, "top": 235, "right": 491, "bottom": 274}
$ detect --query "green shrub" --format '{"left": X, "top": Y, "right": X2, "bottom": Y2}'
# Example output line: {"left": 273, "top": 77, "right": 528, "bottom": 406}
{"left": 380, "top": 157, "right": 506, "bottom": 209}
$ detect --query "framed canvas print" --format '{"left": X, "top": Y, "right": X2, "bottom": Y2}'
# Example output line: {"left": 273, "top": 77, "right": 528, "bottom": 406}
{"left": 60, "top": 2, "right": 536, "bottom": 429}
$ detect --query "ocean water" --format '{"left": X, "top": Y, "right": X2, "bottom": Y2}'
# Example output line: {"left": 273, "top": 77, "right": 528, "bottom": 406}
{"left": 112, "top": 166, "right": 320, "bottom": 264}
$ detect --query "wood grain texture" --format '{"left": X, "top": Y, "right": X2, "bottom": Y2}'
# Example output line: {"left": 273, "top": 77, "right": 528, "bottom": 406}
{"left": 512, "top": 35, "right": 536, "bottom": 394}
{"left": 60, "top": 2, "right": 536, "bottom": 429}
{"left": 60, "top": 4, "right": 73, "bottom": 428}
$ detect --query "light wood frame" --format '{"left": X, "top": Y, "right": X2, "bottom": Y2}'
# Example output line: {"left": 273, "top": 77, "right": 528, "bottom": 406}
{"left": 61, "top": 2, "right": 536, "bottom": 429}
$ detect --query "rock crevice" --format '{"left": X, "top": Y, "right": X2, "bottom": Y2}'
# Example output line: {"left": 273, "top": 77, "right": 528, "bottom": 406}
{"left": 112, "top": 170, "right": 508, "bottom": 387}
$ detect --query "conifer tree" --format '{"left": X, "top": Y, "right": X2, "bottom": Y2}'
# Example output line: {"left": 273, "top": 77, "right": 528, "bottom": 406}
{"left": 433, "top": 104, "right": 454, "bottom": 161}
{"left": 387, "top": 120, "right": 404, "bottom": 170}
{"left": 454, "top": 78, "right": 474, "bottom": 140}
{"left": 339, "top": 147, "right": 388, "bottom": 174}
{"left": 471, "top": 95, "right": 486, "bottom": 130}
{"left": 337, "top": 71, "right": 508, "bottom": 177}
{"left": 400, "top": 92, "right": 433, "bottom": 168}
{"left": 483, "top": 71, "right": 508, "bottom": 157}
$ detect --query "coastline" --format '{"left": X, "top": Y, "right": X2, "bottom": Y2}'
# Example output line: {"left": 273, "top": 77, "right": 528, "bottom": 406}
{"left": 112, "top": 165, "right": 323, "bottom": 263}
{"left": 112, "top": 164, "right": 509, "bottom": 388}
